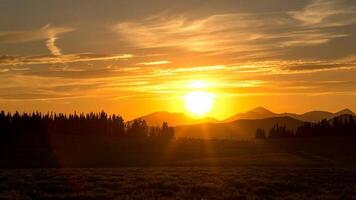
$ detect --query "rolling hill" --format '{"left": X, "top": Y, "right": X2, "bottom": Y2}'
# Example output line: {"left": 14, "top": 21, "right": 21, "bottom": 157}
{"left": 283, "top": 111, "right": 334, "bottom": 122}
{"left": 134, "top": 111, "right": 218, "bottom": 126}
{"left": 224, "top": 107, "right": 278, "bottom": 122}
{"left": 225, "top": 107, "right": 355, "bottom": 122}
{"left": 175, "top": 116, "right": 304, "bottom": 140}
{"left": 135, "top": 107, "right": 355, "bottom": 127}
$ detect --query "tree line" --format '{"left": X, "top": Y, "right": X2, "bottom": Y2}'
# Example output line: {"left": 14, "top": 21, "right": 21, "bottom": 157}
{"left": 0, "top": 110, "right": 174, "bottom": 142}
{"left": 256, "top": 115, "right": 356, "bottom": 139}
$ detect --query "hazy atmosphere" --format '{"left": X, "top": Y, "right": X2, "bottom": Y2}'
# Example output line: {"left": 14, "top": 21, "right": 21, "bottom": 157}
{"left": 1, "top": 0, "right": 356, "bottom": 120}
{"left": 1, "top": 1, "right": 356, "bottom": 199}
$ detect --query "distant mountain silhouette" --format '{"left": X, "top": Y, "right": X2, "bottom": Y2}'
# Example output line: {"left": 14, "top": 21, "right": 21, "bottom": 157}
{"left": 328, "top": 114, "right": 356, "bottom": 123}
{"left": 136, "top": 107, "right": 354, "bottom": 127}
{"left": 334, "top": 109, "right": 355, "bottom": 116}
{"left": 175, "top": 116, "right": 304, "bottom": 140}
{"left": 224, "top": 107, "right": 278, "bottom": 122}
{"left": 224, "top": 107, "right": 355, "bottom": 123}
{"left": 284, "top": 111, "right": 334, "bottom": 122}
{"left": 135, "top": 111, "right": 218, "bottom": 126}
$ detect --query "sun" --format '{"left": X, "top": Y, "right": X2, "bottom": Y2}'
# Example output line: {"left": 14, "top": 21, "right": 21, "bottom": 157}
{"left": 184, "top": 91, "right": 215, "bottom": 117}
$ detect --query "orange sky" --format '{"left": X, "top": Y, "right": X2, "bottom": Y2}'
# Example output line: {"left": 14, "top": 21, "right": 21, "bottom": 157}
{"left": 0, "top": 0, "right": 356, "bottom": 120}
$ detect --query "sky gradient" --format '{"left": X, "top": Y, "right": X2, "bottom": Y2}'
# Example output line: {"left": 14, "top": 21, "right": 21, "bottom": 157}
{"left": 0, "top": 0, "right": 356, "bottom": 120}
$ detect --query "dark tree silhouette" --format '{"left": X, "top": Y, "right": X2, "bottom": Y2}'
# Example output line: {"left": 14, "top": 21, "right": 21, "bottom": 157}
{"left": 256, "top": 114, "right": 356, "bottom": 139}
{"left": 296, "top": 115, "right": 356, "bottom": 138}
{"left": 0, "top": 110, "right": 175, "bottom": 144}
{"left": 255, "top": 128, "right": 266, "bottom": 139}
{"left": 148, "top": 122, "right": 175, "bottom": 140}
{"left": 268, "top": 124, "right": 294, "bottom": 139}
{"left": 126, "top": 119, "right": 149, "bottom": 138}
{"left": 160, "top": 122, "right": 175, "bottom": 139}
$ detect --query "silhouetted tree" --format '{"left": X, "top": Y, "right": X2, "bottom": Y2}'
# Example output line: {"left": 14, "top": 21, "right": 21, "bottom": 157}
{"left": 255, "top": 128, "right": 266, "bottom": 139}
{"left": 149, "top": 126, "right": 160, "bottom": 137}
{"left": 0, "top": 110, "right": 175, "bottom": 144}
{"left": 294, "top": 115, "right": 356, "bottom": 138}
{"left": 148, "top": 122, "right": 174, "bottom": 140}
{"left": 268, "top": 124, "right": 294, "bottom": 139}
{"left": 126, "top": 119, "right": 149, "bottom": 138}
{"left": 160, "top": 122, "right": 175, "bottom": 139}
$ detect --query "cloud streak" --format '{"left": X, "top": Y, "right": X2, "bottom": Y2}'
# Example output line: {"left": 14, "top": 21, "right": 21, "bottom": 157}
{"left": 46, "top": 30, "right": 62, "bottom": 56}
{"left": 289, "top": 0, "right": 356, "bottom": 26}
{"left": 136, "top": 60, "right": 171, "bottom": 65}
{"left": 0, "top": 25, "right": 74, "bottom": 56}
{"left": 114, "top": 13, "right": 283, "bottom": 53}
{"left": 0, "top": 53, "right": 133, "bottom": 66}
{"left": 114, "top": 0, "right": 355, "bottom": 60}
{"left": 0, "top": 0, "right": 355, "bottom": 108}
{"left": 1, "top": 59, "right": 355, "bottom": 101}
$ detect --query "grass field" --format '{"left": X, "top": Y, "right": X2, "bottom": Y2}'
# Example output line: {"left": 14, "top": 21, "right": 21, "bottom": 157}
{"left": 2, "top": 135, "right": 356, "bottom": 167}
{"left": 0, "top": 167, "right": 355, "bottom": 199}
{"left": 1, "top": 136, "right": 356, "bottom": 199}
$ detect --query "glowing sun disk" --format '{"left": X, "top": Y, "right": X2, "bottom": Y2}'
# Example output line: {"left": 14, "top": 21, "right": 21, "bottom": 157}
{"left": 184, "top": 91, "right": 215, "bottom": 116}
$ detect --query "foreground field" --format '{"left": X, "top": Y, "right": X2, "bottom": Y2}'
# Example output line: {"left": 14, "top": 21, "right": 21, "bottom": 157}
{"left": 1, "top": 136, "right": 356, "bottom": 167}
{"left": 0, "top": 167, "right": 355, "bottom": 199}
{"left": 1, "top": 137, "right": 355, "bottom": 199}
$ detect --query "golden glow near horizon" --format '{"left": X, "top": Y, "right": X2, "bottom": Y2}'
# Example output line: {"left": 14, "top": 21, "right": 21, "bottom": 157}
{"left": 0, "top": 0, "right": 356, "bottom": 119}
{"left": 189, "top": 80, "right": 208, "bottom": 89}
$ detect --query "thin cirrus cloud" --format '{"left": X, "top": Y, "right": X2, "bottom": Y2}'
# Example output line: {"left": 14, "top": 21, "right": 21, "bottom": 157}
{"left": 281, "top": 61, "right": 356, "bottom": 73}
{"left": 152, "top": 60, "right": 356, "bottom": 76}
{"left": 114, "top": 13, "right": 285, "bottom": 53}
{"left": 45, "top": 27, "right": 64, "bottom": 56}
{"left": 0, "top": 0, "right": 355, "bottom": 104}
{"left": 1, "top": 61, "right": 356, "bottom": 101}
{"left": 136, "top": 60, "right": 171, "bottom": 65}
{"left": 113, "top": 0, "right": 355, "bottom": 59}
{"left": 289, "top": 0, "right": 356, "bottom": 26}
{"left": 0, "top": 53, "right": 133, "bottom": 66}
{"left": 0, "top": 24, "right": 74, "bottom": 56}
{"left": 0, "top": 25, "right": 135, "bottom": 66}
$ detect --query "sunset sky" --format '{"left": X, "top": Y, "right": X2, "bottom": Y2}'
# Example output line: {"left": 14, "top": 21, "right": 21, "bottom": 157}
{"left": 1, "top": 0, "right": 356, "bottom": 120}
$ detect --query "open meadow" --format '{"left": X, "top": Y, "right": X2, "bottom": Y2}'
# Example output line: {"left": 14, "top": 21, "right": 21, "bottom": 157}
{"left": 1, "top": 136, "right": 356, "bottom": 199}
{"left": 0, "top": 167, "right": 355, "bottom": 200}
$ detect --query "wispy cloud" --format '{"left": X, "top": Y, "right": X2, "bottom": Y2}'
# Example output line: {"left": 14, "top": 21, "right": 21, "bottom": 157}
{"left": 114, "top": 13, "right": 281, "bottom": 53}
{"left": 1, "top": 58, "right": 355, "bottom": 101}
{"left": 136, "top": 60, "right": 171, "bottom": 65}
{"left": 289, "top": 0, "right": 356, "bottom": 26}
{"left": 0, "top": 53, "right": 133, "bottom": 66}
{"left": 0, "top": 24, "right": 74, "bottom": 55}
{"left": 45, "top": 27, "right": 63, "bottom": 56}
{"left": 114, "top": 1, "right": 355, "bottom": 59}
{"left": 0, "top": 69, "right": 9, "bottom": 73}
{"left": 151, "top": 60, "right": 356, "bottom": 77}
{"left": 268, "top": 60, "right": 356, "bottom": 74}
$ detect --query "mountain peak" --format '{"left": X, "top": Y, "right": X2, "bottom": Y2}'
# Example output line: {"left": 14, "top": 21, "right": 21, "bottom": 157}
{"left": 249, "top": 107, "right": 273, "bottom": 114}
{"left": 135, "top": 111, "right": 217, "bottom": 126}
{"left": 224, "top": 107, "right": 277, "bottom": 122}
{"left": 335, "top": 109, "right": 354, "bottom": 115}
{"left": 146, "top": 111, "right": 183, "bottom": 116}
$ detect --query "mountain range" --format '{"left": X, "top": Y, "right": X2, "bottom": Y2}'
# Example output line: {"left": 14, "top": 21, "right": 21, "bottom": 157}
{"left": 135, "top": 107, "right": 355, "bottom": 127}
{"left": 224, "top": 107, "right": 355, "bottom": 123}
{"left": 135, "top": 111, "right": 218, "bottom": 127}
{"left": 174, "top": 116, "right": 305, "bottom": 140}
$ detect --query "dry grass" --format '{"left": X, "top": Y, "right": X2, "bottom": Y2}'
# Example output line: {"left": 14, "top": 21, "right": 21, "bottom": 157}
{"left": 0, "top": 167, "right": 355, "bottom": 199}
{"left": 1, "top": 137, "right": 355, "bottom": 199}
